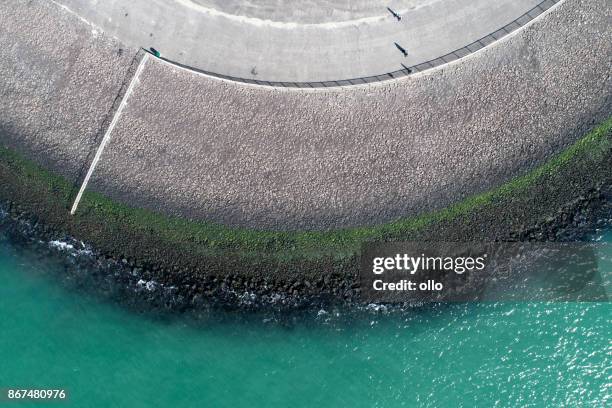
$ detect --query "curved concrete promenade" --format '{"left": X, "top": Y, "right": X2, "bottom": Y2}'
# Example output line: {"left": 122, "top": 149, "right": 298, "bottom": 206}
{"left": 0, "top": 0, "right": 610, "bottom": 231}
{"left": 54, "top": 0, "right": 544, "bottom": 83}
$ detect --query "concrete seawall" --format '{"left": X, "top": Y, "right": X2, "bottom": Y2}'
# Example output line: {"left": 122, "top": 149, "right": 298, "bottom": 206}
{"left": 0, "top": 0, "right": 610, "bottom": 232}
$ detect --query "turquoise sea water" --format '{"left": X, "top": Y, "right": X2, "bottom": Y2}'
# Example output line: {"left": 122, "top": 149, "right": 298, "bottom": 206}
{"left": 0, "top": 228, "right": 610, "bottom": 407}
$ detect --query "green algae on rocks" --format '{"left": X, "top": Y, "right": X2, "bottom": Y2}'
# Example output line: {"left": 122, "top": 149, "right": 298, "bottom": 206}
{"left": 0, "top": 118, "right": 610, "bottom": 282}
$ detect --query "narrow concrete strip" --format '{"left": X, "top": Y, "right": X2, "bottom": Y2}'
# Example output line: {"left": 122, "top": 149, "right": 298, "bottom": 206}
{"left": 70, "top": 53, "right": 149, "bottom": 215}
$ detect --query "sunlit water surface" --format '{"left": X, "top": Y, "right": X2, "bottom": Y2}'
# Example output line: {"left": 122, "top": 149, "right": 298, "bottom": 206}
{"left": 0, "top": 226, "right": 610, "bottom": 407}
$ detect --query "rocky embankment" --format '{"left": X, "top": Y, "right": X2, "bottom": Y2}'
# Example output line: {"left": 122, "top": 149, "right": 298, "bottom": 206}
{"left": 1, "top": 183, "right": 610, "bottom": 314}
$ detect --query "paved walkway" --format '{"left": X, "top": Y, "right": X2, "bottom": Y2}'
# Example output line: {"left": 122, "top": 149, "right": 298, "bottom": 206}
{"left": 54, "top": 0, "right": 541, "bottom": 82}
